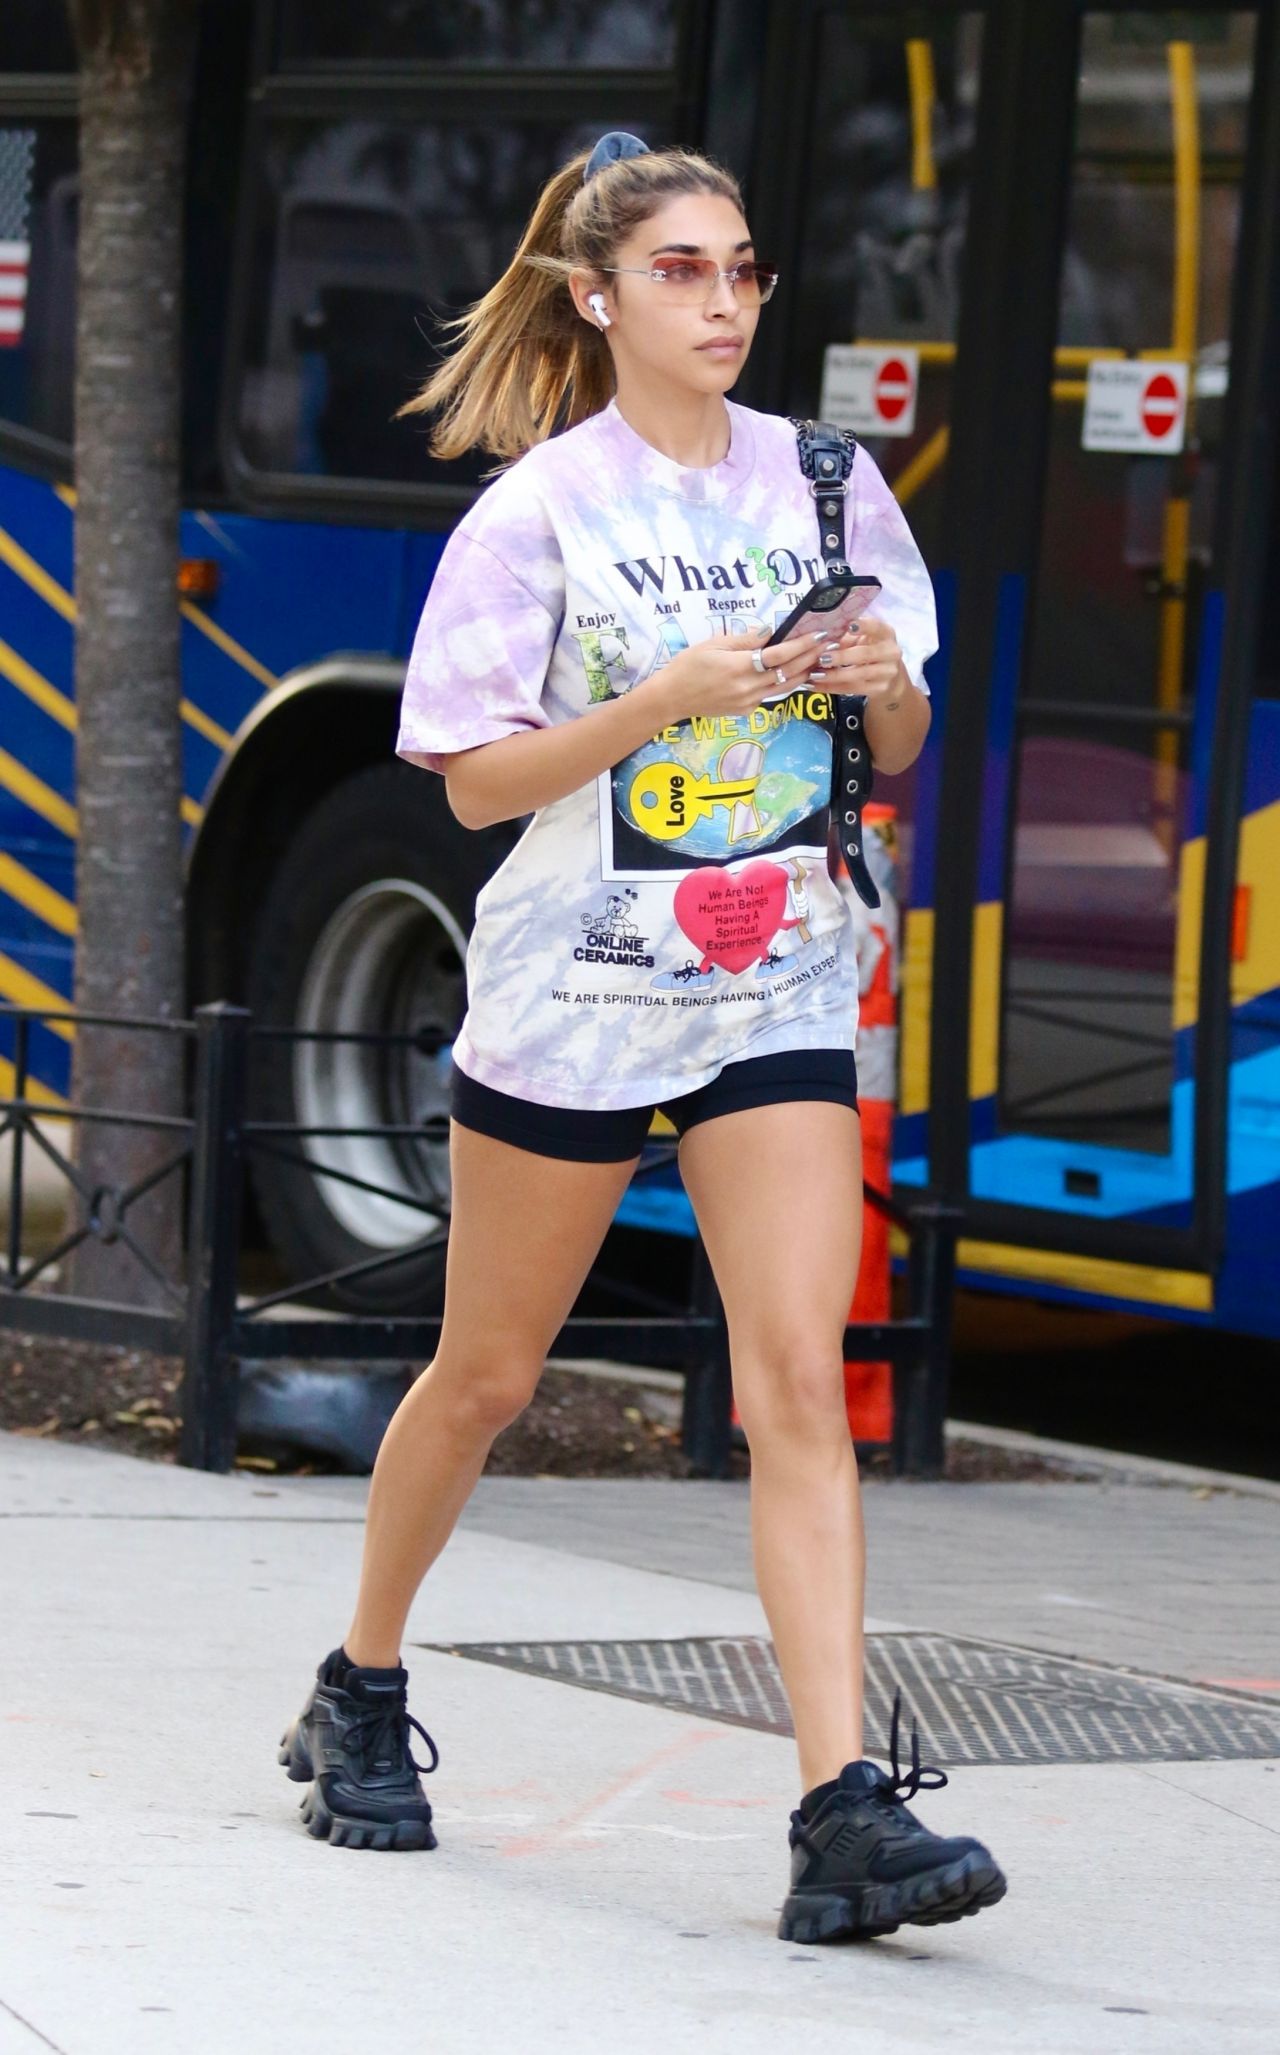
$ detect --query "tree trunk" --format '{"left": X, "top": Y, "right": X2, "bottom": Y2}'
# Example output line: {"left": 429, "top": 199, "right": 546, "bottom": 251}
{"left": 65, "top": 0, "right": 198, "bottom": 1308}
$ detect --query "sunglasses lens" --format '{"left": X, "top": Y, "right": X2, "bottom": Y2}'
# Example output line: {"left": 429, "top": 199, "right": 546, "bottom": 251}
{"left": 650, "top": 257, "right": 716, "bottom": 292}
{"left": 646, "top": 258, "right": 779, "bottom": 303}
{"left": 717, "top": 264, "right": 774, "bottom": 305}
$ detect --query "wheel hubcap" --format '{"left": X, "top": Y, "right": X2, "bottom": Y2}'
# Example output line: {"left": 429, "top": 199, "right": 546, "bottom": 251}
{"left": 293, "top": 879, "right": 467, "bottom": 1248}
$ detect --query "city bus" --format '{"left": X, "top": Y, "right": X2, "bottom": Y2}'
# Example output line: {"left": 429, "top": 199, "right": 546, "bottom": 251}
{"left": 2, "top": 1, "right": 1278, "bottom": 1339}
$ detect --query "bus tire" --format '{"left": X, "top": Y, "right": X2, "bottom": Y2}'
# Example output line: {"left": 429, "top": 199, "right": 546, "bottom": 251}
{"left": 243, "top": 759, "right": 506, "bottom": 1312}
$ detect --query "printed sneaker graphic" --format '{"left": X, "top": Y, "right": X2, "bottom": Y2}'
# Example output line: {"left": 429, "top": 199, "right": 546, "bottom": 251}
{"left": 756, "top": 935, "right": 821, "bottom": 978}
{"left": 649, "top": 957, "right": 722, "bottom": 992}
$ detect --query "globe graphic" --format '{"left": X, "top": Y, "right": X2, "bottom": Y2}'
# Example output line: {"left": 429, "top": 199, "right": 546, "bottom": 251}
{"left": 616, "top": 721, "right": 832, "bottom": 861}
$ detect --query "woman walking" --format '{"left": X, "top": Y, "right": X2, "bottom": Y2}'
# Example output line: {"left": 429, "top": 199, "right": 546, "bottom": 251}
{"left": 278, "top": 130, "right": 1007, "bottom": 1946}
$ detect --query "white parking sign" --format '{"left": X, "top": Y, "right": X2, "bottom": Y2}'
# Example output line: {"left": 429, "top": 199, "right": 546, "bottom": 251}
{"left": 1082, "top": 360, "right": 1188, "bottom": 454}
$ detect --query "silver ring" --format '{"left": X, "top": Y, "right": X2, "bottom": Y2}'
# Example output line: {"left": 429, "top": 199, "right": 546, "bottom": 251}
{"left": 750, "top": 646, "right": 768, "bottom": 674}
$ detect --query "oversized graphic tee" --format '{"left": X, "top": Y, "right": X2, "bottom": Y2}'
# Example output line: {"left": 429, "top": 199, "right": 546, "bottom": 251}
{"left": 396, "top": 396, "right": 937, "bottom": 1110}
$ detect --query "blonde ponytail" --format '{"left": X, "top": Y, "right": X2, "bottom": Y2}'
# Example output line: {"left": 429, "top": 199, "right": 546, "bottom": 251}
{"left": 395, "top": 142, "right": 744, "bottom": 468}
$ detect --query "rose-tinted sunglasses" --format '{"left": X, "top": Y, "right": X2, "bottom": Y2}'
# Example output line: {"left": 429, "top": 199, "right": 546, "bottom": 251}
{"left": 598, "top": 257, "right": 779, "bottom": 305}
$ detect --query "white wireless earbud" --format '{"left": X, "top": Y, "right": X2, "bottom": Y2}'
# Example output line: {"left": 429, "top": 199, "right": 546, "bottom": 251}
{"left": 588, "top": 292, "right": 612, "bottom": 329}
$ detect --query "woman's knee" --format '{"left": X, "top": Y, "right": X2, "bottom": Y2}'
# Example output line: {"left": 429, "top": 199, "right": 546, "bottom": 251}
{"left": 733, "top": 1342, "right": 849, "bottom": 1443}
{"left": 426, "top": 1344, "right": 544, "bottom": 1434}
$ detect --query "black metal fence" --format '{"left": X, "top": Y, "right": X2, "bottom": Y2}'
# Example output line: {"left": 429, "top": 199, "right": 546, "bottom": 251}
{"left": 2, "top": 999, "right": 962, "bottom": 1477}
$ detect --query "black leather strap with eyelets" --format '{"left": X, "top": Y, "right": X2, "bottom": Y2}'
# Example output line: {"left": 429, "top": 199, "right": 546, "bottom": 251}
{"left": 787, "top": 415, "right": 880, "bottom": 911}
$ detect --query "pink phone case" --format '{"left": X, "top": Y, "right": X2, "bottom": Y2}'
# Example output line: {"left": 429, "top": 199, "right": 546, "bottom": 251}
{"left": 767, "top": 577, "right": 881, "bottom": 651}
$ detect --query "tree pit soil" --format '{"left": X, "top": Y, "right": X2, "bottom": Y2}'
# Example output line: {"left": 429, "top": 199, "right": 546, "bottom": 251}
{"left": 1, "top": 1328, "right": 1101, "bottom": 1483}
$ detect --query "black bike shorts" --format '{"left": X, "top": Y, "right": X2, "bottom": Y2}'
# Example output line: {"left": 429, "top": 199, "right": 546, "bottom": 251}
{"left": 449, "top": 1044, "right": 860, "bottom": 1164}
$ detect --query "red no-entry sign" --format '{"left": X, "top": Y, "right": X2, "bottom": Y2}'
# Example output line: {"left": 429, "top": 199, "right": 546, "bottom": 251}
{"left": 1141, "top": 372, "right": 1181, "bottom": 440}
{"left": 874, "top": 357, "right": 914, "bottom": 424}
{"left": 1082, "top": 359, "right": 1188, "bottom": 454}
{"left": 820, "top": 344, "right": 920, "bottom": 438}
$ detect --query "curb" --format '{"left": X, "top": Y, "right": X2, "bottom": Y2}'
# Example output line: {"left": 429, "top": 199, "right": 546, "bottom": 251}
{"left": 945, "top": 1416, "right": 1280, "bottom": 1502}
{"left": 545, "top": 1358, "right": 1280, "bottom": 1501}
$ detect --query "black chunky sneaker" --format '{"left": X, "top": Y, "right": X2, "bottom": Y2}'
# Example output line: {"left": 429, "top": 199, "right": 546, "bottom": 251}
{"left": 278, "top": 1648, "right": 441, "bottom": 1850}
{"left": 777, "top": 1687, "right": 1007, "bottom": 1943}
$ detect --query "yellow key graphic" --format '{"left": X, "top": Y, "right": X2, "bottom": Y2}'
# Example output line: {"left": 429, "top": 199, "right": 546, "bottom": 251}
{"left": 628, "top": 743, "right": 765, "bottom": 843}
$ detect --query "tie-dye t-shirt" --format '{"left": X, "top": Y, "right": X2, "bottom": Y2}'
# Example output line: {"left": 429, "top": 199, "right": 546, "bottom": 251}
{"left": 395, "top": 396, "right": 936, "bottom": 1110}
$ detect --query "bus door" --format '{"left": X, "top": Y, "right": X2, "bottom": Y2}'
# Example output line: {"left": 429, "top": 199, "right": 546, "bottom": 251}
{"left": 746, "top": 3, "right": 1280, "bottom": 1311}
{"left": 954, "top": 6, "right": 1274, "bottom": 1308}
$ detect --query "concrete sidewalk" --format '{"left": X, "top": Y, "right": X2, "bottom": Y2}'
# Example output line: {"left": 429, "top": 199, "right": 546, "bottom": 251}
{"left": 4, "top": 1430, "right": 1278, "bottom": 2055}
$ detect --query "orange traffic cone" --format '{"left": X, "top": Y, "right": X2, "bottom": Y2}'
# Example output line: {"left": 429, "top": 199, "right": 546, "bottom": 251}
{"left": 841, "top": 804, "right": 899, "bottom": 1444}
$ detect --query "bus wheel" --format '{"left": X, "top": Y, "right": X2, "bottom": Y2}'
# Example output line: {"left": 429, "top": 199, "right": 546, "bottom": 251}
{"left": 243, "top": 760, "right": 497, "bottom": 1312}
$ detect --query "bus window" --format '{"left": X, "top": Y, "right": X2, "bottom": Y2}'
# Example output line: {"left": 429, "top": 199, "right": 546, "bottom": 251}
{"left": 779, "top": 9, "right": 983, "bottom": 913}
{"left": 998, "top": 12, "right": 1257, "bottom": 1159}
{"left": 0, "top": 119, "right": 77, "bottom": 456}
{"left": 0, "top": 1, "right": 77, "bottom": 73}
{"left": 274, "top": 0, "right": 679, "bottom": 70}
{"left": 232, "top": 115, "right": 670, "bottom": 492}
{"left": 784, "top": 11, "right": 983, "bottom": 569}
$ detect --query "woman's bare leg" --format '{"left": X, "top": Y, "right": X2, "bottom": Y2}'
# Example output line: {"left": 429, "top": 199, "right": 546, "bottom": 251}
{"left": 342, "top": 1123, "right": 641, "bottom": 1667}
{"left": 676, "top": 1099, "right": 865, "bottom": 1794}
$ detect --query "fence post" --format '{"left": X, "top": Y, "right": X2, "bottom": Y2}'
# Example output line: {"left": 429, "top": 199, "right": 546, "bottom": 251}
{"left": 5, "top": 1012, "right": 29, "bottom": 1284}
{"left": 180, "top": 1003, "right": 250, "bottom": 1473}
{"left": 681, "top": 1230, "right": 734, "bottom": 1478}
{"left": 892, "top": 1200, "right": 963, "bottom": 1478}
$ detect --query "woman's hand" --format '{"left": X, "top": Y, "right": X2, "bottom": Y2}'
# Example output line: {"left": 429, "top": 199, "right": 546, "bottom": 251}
{"left": 814, "top": 615, "right": 932, "bottom": 774}
{"left": 638, "top": 624, "right": 830, "bottom": 728}
{"left": 804, "top": 616, "right": 908, "bottom": 705}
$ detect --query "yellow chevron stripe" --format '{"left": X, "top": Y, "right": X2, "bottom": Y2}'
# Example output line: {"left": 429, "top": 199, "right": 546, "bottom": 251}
{"left": 1232, "top": 797, "right": 1280, "bottom": 1007}
{"left": 0, "top": 629, "right": 229, "bottom": 755}
{"left": 0, "top": 1051, "right": 66, "bottom": 1107}
{"left": 0, "top": 638, "right": 227, "bottom": 766}
{"left": 952, "top": 1236, "right": 1212, "bottom": 1313}
{"left": 180, "top": 696, "right": 231, "bottom": 749}
{"left": 1173, "top": 833, "right": 1204, "bottom": 1031}
{"left": 0, "top": 953, "right": 75, "bottom": 1041}
{"left": 887, "top": 1223, "right": 1211, "bottom": 1311}
{"left": 0, "top": 748, "right": 76, "bottom": 837}
{"left": 0, "top": 744, "right": 201, "bottom": 846}
{"left": 899, "top": 906, "right": 933, "bottom": 1117}
{"left": 969, "top": 900, "right": 1002, "bottom": 1101}
{"left": 50, "top": 482, "right": 277, "bottom": 693}
{"left": 893, "top": 424, "right": 949, "bottom": 509}
{"left": 0, "top": 854, "right": 76, "bottom": 935}
{"left": 6, "top": 499, "right": 274, "bottom": 743}
{"left": 0, "top": 522, "right": 76, "bottom": 622}
{"left": 180, "top": 599, "right": 279, "bottom": 692}
{"left": 0, "top": 632, "right": 75, "bottom": 730}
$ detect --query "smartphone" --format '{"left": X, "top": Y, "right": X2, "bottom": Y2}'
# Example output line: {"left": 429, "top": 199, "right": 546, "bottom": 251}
{"left": 765, "top": 572, "right": 882, "bottom": 650}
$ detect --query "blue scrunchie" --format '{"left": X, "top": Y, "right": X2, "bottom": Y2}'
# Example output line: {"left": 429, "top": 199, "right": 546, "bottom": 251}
{"left": 583, "top": 130, "right": 651, "bottom": 182}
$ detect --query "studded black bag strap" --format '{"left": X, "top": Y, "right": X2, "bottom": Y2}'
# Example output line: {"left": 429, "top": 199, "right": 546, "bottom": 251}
{"left": 787, "top": 415, "right": 880, "bottom": 912}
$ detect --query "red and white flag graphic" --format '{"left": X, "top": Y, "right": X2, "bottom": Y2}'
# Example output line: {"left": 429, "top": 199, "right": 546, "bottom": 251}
{"left": 0, "top": 129, "right": 36, "bottom": 349}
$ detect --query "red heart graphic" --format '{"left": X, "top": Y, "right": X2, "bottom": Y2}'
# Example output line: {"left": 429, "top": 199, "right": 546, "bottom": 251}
{"left": 673, "top": 860, "right": 789, "bottom": 975}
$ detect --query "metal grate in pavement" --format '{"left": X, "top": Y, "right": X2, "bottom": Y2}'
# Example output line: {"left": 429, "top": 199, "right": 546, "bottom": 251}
{"left": 420, "top": 1631, "right": 1280, "bottom": 1765}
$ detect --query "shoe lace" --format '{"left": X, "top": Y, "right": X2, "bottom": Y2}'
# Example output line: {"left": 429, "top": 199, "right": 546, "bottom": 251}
{"left": 881, "top": 1684, "right": 948, "bottom": 1805}
{"left": 343, "top": 1695, "right": 440, "bottom": 1779}
{"left": 790, "top": 1685, "right": 948, "bottom": 1838}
